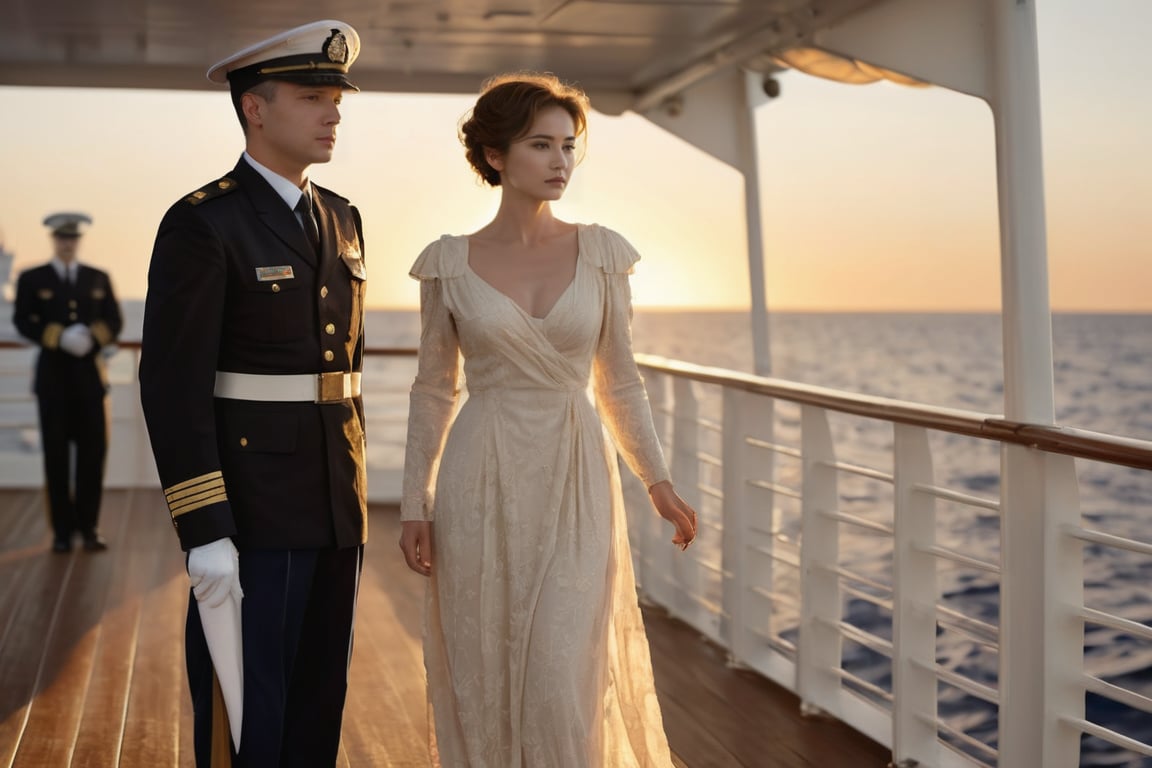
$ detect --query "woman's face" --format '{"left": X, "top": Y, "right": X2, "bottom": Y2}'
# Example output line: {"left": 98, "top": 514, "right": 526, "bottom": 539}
{"left": 490, "top": 105, "right": 577, "bottom": 201}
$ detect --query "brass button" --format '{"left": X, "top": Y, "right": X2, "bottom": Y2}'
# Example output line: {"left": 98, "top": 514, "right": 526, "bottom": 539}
{"left": 272, "top": 283, "right": 280, "bottom": 293}
{"left": 68, "top": 300, "right": 77, "bottom": 308}
{"left": 239, "top": 437, "right": 248, "bottom": 447}
{"left": 68, "top": 312, "right": 78, "bottom": 320}
{"left": 325, "top": 323, "right": 336, "bottom": 335}
{"left": 324, "top": 350, "right": 335, "bottom": 362}
{"left": 320, "top": 286, "right": 328, "bottom": 298}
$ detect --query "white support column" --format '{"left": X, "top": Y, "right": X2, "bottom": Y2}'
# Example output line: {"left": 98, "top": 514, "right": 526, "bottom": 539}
{"left": 797, "top": 404, "right": 842, "bottom": 713}
{"left": 892, "top": 424, "right": 940, "bottom": 765}
{"left": 740, "top": 71, "right": 771, "bottom": 376}
{"left": 990, "top": 0, "right": 1055, "bottom": 426}
{"left": 639, "top": 69, "right": 772, "bottom": 375}
{"left": 986, "top": 3, "right": 1076, "bottom": 767}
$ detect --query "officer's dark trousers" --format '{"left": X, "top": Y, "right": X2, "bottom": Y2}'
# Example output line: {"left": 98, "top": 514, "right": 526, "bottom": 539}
{"left": 186, "top": 544, "right": 362, "bottom": 768}
{"left": 37, "top": 392, "right": 108, "bottom": 543}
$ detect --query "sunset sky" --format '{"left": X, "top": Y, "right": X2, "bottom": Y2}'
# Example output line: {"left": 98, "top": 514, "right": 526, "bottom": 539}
{"left": 1, "top": 0, "right": 1148, "bottom": 312}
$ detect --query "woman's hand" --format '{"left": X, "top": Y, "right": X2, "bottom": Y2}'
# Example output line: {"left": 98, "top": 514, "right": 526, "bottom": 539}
{"left": 399, "top": 520, "right": 433, "bottom": 576}
{"left": 648, "top": 481, "right": 697, "bottom": 551}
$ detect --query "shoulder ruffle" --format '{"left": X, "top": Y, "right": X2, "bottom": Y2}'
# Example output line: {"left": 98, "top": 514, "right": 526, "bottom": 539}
{"left": 582, "top": 224, "right": 640, "bottom": 274}
{"left": 409, "top": 235, "right": 467, "bottom": 280}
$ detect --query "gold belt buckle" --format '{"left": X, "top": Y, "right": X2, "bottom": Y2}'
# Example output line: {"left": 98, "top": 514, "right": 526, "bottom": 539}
{"left": 317, "top": 372, "right": 347, "bottom": 403}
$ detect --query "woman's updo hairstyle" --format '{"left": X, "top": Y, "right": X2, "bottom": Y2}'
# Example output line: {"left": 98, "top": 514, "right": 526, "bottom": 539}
{"left": 460, "top": 72, "right": 590, "bottom": 187}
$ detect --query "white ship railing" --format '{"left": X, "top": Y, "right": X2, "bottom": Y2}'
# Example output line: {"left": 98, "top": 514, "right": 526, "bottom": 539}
{"left": 626, "top": 353, "right": 1152, "bottom": 768}
{"left": 2, "top": 342, "right": 1150, "bottom": 768}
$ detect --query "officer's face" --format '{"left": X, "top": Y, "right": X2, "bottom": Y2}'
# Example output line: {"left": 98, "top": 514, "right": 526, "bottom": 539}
{"left": 245, "top": 82, "right": 343, "bottom": 177}
{"left": 52, "top": 235, "right": 80, "bottom": 262}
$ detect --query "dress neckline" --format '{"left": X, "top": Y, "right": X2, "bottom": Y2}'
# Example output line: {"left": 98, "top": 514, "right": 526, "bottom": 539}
{"left": 462, "top": 224, "right": 582, "bottom": 321}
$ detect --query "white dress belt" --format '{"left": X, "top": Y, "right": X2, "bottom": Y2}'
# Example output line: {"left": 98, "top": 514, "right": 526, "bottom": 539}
{"left": 213, "top": 371, "right": 362, "bottom": 403}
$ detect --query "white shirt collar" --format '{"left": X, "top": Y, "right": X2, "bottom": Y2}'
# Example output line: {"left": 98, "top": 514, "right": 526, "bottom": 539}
{"left": 242, "top": 152, "right": 311, "bottom": 209}
{"left": 51, "top": 258, "right": 79, "bottom": 280}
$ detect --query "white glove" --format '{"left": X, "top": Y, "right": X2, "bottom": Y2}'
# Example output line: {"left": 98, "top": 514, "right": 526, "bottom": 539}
{"left": 187, "top": 538, "right": 243, "bottom": 608}
{"left": 59, "top": 323, "right": 94, "bottom": 357}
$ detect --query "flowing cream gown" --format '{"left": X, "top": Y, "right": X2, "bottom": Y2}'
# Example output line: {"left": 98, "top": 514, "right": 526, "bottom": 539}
{"left": 401, "top": 224, "right": 675, "bottom": 767}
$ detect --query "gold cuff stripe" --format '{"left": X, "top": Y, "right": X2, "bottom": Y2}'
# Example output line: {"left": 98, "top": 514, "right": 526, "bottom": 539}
{"left": 90, "top": 321, "right": 112, "bottom": 347}
{"left": 164, "top": 472, "right": 228, "bottom": 517}
{"left": 169, "top": 490, "right": 229, "bottom": 518}
{"left": 165, "top": 470, "right": 223, "bottom": 495}
{"left": 166, "top": 477, "right": 225, "bottom": 503}
{"left": 42, "top": 323, "right": 64, "bottom": 349}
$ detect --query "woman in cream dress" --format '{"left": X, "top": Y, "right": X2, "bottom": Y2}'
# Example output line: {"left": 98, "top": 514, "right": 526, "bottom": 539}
{"left": 399, "top": 73, "right": 698, "bottom": 768}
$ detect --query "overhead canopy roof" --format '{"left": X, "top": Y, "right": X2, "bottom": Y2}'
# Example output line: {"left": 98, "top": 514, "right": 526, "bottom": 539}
{"left": 0, "top": 0, "right": 883, "bottom": 112}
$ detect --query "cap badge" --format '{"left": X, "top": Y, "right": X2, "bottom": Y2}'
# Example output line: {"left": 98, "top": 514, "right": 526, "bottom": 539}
{"left": 324, "top": 31, "right": 349, "bottom": 65}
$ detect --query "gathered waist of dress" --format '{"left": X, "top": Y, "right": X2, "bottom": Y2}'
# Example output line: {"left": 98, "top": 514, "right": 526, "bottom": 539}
{"left": 463, "top": 383, "right": 592, "bottom": 407}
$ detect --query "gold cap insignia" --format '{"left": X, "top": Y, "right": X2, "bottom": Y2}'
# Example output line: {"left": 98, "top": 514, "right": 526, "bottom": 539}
{"left": 324, "top": 31, "right": 349, "bottom": 64}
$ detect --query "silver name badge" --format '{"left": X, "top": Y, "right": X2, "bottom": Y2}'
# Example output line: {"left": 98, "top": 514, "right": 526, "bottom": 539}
{"left": 256, "top": 265, "right": 295, "bottom": 281}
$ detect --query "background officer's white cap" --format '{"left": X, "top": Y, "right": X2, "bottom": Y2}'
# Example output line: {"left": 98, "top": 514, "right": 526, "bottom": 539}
{"left": 207, "top": 20, "right": 361, "bottom": 94}
{"left": 43, "top": 212, "right": 92, "bottom": 239}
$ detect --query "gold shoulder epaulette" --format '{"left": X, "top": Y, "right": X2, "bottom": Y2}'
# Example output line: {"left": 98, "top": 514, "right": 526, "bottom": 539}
{"left": 184, "top": 177, "right": 239, "bottom": 206}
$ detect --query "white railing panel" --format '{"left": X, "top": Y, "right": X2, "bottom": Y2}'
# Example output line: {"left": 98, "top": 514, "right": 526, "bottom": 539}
{"left": 893, "top": 423, "right": 943, "bottom": 764}
{"left": 797, "top": 404, "right": 844, "bottom": 715}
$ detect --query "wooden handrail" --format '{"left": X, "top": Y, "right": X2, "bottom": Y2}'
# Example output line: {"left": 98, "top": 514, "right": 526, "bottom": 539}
{"left": 633, "top": 354, "right": 1152, "bottom": 472}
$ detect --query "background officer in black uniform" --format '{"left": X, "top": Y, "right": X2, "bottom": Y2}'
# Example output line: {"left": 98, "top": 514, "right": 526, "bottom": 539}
{"left": 138, "top": 20, "right": 368, "bottom": 768}
{"left": 13, "top": 212, "right": 122, "bottom": 553}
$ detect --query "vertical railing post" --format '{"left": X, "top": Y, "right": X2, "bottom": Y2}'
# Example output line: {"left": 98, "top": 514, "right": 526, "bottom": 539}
{"left": 637, "top": 369, "right": 671, "bottom": 602}
{"left": 1000, "top": 448, "right": 1083, "bottom": 767}
{"left": 720, "top": 386, "right": 747, "bottom": 652}
{"left": 797, "top": 404, "right": 841, "bottom": 712}
{"left": 722, "top": 387, "right": 775, "bottom": 664}
{"left": 1040, "top": 453, "right": 1085, "bottom": 758}
{"left": 667, "top": 376, "right": 700, "bottom": 620}
{"left": 892, "top": 424, "right": 940, "bottom": 765}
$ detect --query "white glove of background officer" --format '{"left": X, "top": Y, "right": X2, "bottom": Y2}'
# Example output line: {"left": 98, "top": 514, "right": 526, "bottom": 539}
{"left": 58, "top": 323, "right": 94, "bottom": 357}
{"left": 187, "top": 537, "right": 243, "bottom": 608}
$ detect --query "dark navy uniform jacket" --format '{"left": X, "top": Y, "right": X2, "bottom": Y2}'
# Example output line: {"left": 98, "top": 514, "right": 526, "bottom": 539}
{"left": 13, "top": 263, "right": 122, "bottom": 399}
{"left": 139, "top": 157, "right": 368, "bottom": 552}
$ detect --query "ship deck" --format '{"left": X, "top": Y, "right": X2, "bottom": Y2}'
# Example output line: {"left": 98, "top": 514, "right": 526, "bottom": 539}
{"left": 0, "top": 487, "right": 891, "bottom": 767}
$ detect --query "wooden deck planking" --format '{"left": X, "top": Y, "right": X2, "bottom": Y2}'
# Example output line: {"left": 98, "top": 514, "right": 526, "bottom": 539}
{"left": 0, "top": 488, "right": 893, "bottom": 767}
{"left": 339, "top": 521, "right": 432, "bottom": 767}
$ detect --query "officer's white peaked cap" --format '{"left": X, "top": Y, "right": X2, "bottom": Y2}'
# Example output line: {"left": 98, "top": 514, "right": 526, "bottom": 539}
{"left": 207, "top": 20, "right": 360, "bottom": 93}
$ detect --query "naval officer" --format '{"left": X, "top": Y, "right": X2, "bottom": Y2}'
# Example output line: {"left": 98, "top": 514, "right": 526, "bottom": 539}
{"left": 13, "top": 212, "right": 122, "bottom": 553}
{"left": 138, "top": 20, "right": 368, "bottom": 767}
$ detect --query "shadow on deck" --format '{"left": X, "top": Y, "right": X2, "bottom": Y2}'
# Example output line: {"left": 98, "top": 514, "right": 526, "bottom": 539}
{"left": 0, "top": 488, "right": 892, "bottom": 767}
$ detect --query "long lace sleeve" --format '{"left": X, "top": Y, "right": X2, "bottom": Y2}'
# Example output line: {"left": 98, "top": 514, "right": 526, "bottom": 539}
{"left": 400, "top": 276, "right": 461, "bottom": 521}
{"left": 591, "top": 231, "right": 670, "bottom": 489}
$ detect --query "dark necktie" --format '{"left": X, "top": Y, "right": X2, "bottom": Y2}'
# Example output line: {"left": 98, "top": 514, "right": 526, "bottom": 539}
{"left": 295, "top": 193, "right": 321, "bottom": 254}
